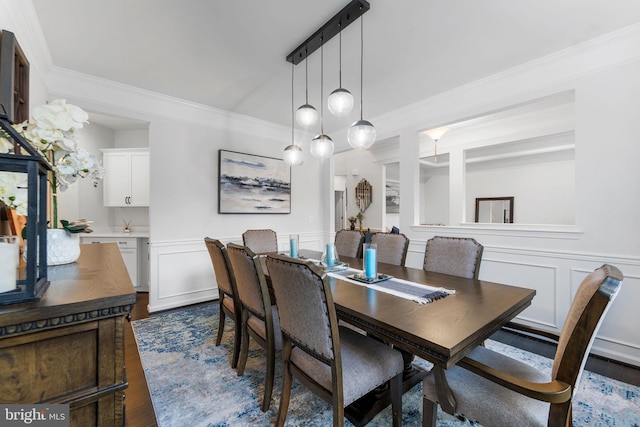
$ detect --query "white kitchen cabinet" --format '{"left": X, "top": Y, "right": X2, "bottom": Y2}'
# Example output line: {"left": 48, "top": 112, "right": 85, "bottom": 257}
{"left": 81, "top": 237, "right": 142, "bottom": 289}
{"left": 102, "top": 148, "right": 150, "bottom": 207}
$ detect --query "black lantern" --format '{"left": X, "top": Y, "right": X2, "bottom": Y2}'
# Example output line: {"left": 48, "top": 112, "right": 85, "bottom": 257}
{"left": 0, "top": 111, "right": 50, "bottom": 304}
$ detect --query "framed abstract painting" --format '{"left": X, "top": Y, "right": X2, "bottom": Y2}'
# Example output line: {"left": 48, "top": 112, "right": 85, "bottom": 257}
{"left": 218, "top": 150, "right": 291, "bottom": 214}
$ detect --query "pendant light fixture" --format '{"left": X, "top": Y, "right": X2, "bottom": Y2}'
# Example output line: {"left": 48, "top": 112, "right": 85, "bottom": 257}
{"left": 295, "top": 49, "right": 318, "bottom": 127}
{"left": 425, "top": 127, "right": 449, "bottom": 162}
{"left": 348, "top": 15, "right": 376, "bottom": 149}
{"left": 328, "top": 29, "right": 354, "bottom": 117}
{"left": 310, "top": 39, "right": 334, "bottom": 159}
{"left": 284, "top": 62, "right": 304, "bottom": 166}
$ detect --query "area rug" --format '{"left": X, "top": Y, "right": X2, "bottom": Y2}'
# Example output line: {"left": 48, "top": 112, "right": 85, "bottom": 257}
{"left": 132, "top": 303, "right": 640, "bottom": 426}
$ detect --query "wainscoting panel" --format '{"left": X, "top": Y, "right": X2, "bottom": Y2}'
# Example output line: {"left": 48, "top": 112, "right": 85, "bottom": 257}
{"left": 408, "top": 234, "right": 640, "bottom": 365}
{"left": 149, "top": 232, "right": 326, "bottom": 313}
{"left": 150, "top": 241, "right": 218, "bottom": 313}
{"left": 481, "top": 259, "right": 559, "bottom": 329}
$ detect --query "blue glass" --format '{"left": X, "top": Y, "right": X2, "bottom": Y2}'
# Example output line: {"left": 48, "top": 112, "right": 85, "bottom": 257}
{"left": 364, "top": 243, "right": 377, "bottom": 278}
{"left": 290, "top": 234, "right": 299, "bottom": 258}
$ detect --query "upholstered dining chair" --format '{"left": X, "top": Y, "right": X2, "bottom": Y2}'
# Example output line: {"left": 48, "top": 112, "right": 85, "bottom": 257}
{"left": 266, "top": 254, "right": 404, "bottom": 427}
{"left": 370, "top": 232, "right": 410, "bottom": 266}
{"left": 334, "top": 229, "right": 364, "bottom": 259}
{"left": 242, "top": 229, "right": 278, "bottom": 254}
{"left": 423, "top": 236, "right": 484, "bottom": 279}
{"left": 204, "top": 237, "right": 241, "bottom": 369}
{"left": 226, "top": 243, "right": 281, "bottom": 412}
{"left": 422, "top": 264, "right": 624, "bottom": 427}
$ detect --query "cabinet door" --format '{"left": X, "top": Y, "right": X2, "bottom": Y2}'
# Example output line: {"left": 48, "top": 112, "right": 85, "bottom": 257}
{"left": 130, "top": 152, "right": 150, "bottom": 206}
{"left": 119, "top": 247, "right": 138, "bottom": 287}
{"left": 103, "top": 152, "right": 131, "bottom": 207}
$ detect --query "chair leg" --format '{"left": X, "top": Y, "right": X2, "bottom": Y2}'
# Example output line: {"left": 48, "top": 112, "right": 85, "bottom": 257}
{"left": 237, "top": 314, "right": 250, "bottom": 376}
{"left": 422, "top": 396, "right": 437, "bottom": 427}
{"left": 230, "top": 317, "right": 241, "bottom": 369}
{"left": 261, "top": 341, "right": 276, "bottom": 412}
{"left": 215, "top": 304, "right": 226, "bottom": 346}
{"left": 276, "top": 345, "right": 293, "bottom": 427}
{"left": 390, "top": 372, "right": 402, "bottom": 427}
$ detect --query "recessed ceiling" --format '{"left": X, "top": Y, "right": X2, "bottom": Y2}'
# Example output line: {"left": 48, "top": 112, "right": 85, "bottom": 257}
{"left": 31, "top": 0, "right": 640, "bottom": 137}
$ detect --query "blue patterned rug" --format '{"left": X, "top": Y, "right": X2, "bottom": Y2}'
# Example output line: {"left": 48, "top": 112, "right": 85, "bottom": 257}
{"left": 132, "top": 303, "right": 640, "bottom": 426}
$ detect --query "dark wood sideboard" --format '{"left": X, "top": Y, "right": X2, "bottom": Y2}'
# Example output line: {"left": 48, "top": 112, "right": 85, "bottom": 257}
{"left": 0, "top": 243, "right": 137, "bottom": 426}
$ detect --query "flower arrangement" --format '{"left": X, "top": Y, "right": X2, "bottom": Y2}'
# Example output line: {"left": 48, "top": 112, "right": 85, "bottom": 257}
{"left": 356, "top": 211, "right": 365, "bottom": 231}
{"left": 0, "top": 99, "right": 104, "bottom": 231}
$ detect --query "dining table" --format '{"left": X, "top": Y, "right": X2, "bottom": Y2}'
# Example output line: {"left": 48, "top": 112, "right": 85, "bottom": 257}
{"left": 283, "top": 249, "right": 536, "bottom": 426}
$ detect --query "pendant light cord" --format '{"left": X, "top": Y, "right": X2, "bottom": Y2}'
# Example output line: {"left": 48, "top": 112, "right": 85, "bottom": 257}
{"left": 305, "top": 48, "right": 309, "bottom": 104}
{"left": 320, "top": 36, "right": 324, "bottom": 134}
{"left": 291, "top": 62, "right": 295, "bottom": 145}
{"left": 338, "top": 29, "right": 343, "bottom": 88}
{"left": 359, "top": 16, "right": 364, "bottom": 121}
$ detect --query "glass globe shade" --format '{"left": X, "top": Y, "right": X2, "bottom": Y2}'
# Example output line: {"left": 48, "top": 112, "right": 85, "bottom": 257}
{"left": 310, "top": 134, "right": 334, "bottom": 159}
{"left": 347, "top": 119, "right": 376, "bottom": 149}
{"left": 283, "top": 144, "right": 303, "bottom": 166}
{"left": 327, "top": 88, "right": 354, "bottom": 117}
{"left": 295, "top": 104, "right": 318, "bottom": 127}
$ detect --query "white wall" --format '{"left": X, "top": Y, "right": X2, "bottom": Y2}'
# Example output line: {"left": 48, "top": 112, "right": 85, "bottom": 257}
{"left": 4, "top": 2, "right": 640, "bottom": 364}
{"left": 370, "top": 26, "right": 640, "bottom": 365}
{"left": 334, "top": 149, "right": 384, "bottom": 230}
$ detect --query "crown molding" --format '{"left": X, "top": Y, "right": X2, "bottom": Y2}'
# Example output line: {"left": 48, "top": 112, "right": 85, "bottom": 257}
{"left": 46, "top": 66, "right": 303, "bottom": 142}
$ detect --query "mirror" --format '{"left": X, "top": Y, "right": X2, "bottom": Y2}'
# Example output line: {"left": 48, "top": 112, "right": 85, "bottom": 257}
{"left": 355, "top": 179, "right": 372, "bottom": 212}
{"left": 475, "top": 197, "right": 514, "bottom": 223}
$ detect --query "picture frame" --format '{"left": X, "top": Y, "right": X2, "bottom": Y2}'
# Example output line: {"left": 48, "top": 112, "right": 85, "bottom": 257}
{"left": 385, "top": 179, "right": 400, "bottom": 214}
{"left": 218, "top": 150, "right": 291, "bottom": 214}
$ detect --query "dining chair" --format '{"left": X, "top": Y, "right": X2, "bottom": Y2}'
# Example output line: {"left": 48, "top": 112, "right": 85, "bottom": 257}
{"left": 422, "top": 264, "right": 624, "bottom": 427}
{"left": 334, "top": 229, "right": 364, "bottom": 258}
{"left": 242, "top": 229, "right": 278, "bottom": 254}
{"left": 204, "top": 237, "right": 241, "bottom": 369}
{"left": 422, "top": 236, "right": 484, "bottom": 279}
{"left": 370, "top": 232, "right": 410, "bottom": 266}
{"left": 266, "top": 254, "right": 404, "bottom": 427}
{"left": 226, "top": 243, "right": 281, "bottom": 412}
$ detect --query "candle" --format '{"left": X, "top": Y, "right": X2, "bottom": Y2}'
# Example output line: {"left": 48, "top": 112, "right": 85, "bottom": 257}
{"left": 0, "top": 237, "right": 19, "bottom": 293}
{"left": 364, "top": 243, "right": 377, "bottom": 279}
{"left": 290, "top": 234, "right": 299, "bottom": 258}
{"left": 326, "top": 243, "right": 336, "bottom": 266}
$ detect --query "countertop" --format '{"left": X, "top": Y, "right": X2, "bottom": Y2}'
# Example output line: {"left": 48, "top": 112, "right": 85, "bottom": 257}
{"left": 80, "top": 230, "right": 150, "bottom": 239}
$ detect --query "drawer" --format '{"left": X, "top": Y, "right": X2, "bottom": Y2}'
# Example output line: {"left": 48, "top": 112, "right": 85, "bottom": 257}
{"left": 81, "top": 237, "right": 138, "bottom": 249}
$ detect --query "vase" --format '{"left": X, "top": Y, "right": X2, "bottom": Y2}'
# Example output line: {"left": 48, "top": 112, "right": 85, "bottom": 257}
{"left": 24, "top": 229, "right": 81, "bottom": 266}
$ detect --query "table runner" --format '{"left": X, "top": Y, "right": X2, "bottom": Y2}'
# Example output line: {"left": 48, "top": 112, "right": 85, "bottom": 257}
{"left": 327, "top": 268, "right": 454, "bottom": 304}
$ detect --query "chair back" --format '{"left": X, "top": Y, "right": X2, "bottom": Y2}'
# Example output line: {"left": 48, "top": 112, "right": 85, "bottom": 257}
{"left": 423, "top": 236, "right": 484, "bottom": 279}
{"left": 226, "top": 243, "right": 270, "bottom": 319}
{"left": 266, "top": 255, "right": 338, "bottom": 364}
{"left": 204, "top": 237, "right": 236, "bottom": 298}
{"left": 334, "top": 230, "right": 364, "bottom": 259}
{"left": 242, "top": 229, "right": 278, "bottom": 254}
{"left": 370, "top": 232, "right": 410, "bottom": 266}
{"left": 552, "top": 264, "right": 623, "bottom": 395}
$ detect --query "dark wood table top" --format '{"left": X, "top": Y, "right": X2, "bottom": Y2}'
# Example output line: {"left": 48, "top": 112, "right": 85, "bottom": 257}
{"left": 0, "top": 243, "right": 137, "bottom": 330}
{"left": 298, "top": 249, "right": 536, "bottom": 369}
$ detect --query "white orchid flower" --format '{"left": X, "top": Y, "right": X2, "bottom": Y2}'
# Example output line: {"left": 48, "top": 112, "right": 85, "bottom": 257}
{"left": 0, "top": 135, "right": 12, "bottom": 153}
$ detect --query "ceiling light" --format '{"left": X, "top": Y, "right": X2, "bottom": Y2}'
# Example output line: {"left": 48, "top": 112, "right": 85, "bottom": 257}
{"left": 295, "top": 51, "right": 318, "bottom": 127}
{"left": 348, "top": 15, "right": 376, "bottom": 149}
{"left": 425, "top": 127, "right": 449, "bottom": 161}
{"left": 284, "top": 62, "right": 303, "bottom": 166}
{"left": 328, "top": 30, "right": 354, "bottom": 117}
{"left": 310, "top": 40, "right": 334, "bottom": 159}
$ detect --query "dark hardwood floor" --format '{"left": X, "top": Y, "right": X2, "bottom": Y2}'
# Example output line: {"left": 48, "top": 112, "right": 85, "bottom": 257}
{"left": 124, "top": 293, "right": 639, "bottom": 426}
{"left": 125, "top": 292, "right": 157, "bottom": 427}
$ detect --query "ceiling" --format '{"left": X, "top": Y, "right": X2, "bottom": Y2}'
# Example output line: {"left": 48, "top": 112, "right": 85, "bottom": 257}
{"left": 31, "top": 0, "right": 640, "bottom": 136}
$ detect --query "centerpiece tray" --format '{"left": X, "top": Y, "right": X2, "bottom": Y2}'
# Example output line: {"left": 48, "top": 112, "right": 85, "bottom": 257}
{"left": 320, "top": 261, "right": 350, "bottom": 272}
{"left": 347, "top": 273, "right": 393, "bottom": 284}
